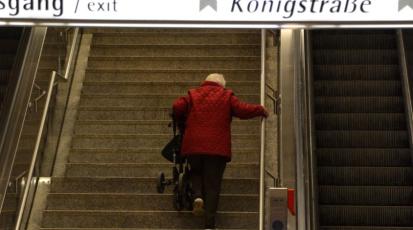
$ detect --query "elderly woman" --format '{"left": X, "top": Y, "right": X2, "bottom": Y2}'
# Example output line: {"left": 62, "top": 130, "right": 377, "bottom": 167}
{"left": 172, "top": 73, "right": 268, "bottom": 230}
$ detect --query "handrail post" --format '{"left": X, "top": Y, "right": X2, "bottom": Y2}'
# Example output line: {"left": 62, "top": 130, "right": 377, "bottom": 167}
{"left": 14, "top": 71, "right": 57, "bottom": 230}
{"left": 259, "top": 29, "right": 266, "bottom": 230}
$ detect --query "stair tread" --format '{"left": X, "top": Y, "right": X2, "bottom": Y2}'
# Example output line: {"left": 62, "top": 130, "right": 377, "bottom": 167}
{"left": 86, "top": 68, "right": 260, "bottom": 72}
{"left": 73, "top": 133, "right": 258, "bottom": 137}
{"left": 92, "top": 44, "right": 260, "bottom": 47}
{"left": 82, "top": 81, "right": 259, "bottom": 85}
{"left": 89, "top": 56, "right": 260, "bottom": 59}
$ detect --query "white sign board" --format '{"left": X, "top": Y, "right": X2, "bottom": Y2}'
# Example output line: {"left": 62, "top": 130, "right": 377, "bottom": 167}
{"left": 0, "top": 0, "right": 412, "bottom": 26}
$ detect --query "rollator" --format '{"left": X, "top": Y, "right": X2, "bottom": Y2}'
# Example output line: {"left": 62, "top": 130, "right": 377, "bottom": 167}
{"left": 156, "top": 112, "right": 192, "bottom": 211}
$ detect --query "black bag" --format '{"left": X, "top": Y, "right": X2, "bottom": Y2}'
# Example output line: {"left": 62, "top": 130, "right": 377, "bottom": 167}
{"left": 161, "top": 134, "right": 184, "bottom": 163}
{"left": 161, "top": 112, "right": 185, "bottom": 163}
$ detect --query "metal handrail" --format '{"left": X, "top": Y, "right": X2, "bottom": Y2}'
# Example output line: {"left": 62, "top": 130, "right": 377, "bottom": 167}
{"left": 62, "top": 28, "right": 80, "bottom": 80}
{"left": 259, "top": 28, "right": 266, "bottom": 230}
{"left": 397, "top": 29, "right": 413, "bottom": 166}
{"left": 303, "top": 29, "right": 319, "bottom": 230}
{"left": 14, "top": 71, "right": 57, "bottom": 230}
{"left": 14, "top": 27, "right": 81, "bottom": 229}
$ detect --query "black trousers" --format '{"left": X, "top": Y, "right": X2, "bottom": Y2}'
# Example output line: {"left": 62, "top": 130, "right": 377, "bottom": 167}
{"left": 188, "top": 155, "right": 227, "bottom": 229}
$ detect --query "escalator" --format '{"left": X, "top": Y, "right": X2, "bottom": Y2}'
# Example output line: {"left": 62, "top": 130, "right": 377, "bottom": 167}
{"left": 311, "top": 30, "right": 413, "bottom": 229}
{"left": 0, "top": 27, "right": 24, "bottom": 229}
{"left": 0, "top": 27, "right": 23, "bottom": 118}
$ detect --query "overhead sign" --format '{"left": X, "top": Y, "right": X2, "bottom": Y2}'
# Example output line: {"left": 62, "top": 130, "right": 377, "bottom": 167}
{"left": 0, "top": 0, "right": 412, "bottom": 26}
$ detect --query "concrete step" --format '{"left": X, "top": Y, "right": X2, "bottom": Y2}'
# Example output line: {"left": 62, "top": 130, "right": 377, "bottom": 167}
{"left": 81, "top": 81, "right": 260, "bottom": 95}
{"left": 77, "top": 107, "right": 262, "bottom": 121}
{"left": 46, "top": 193, "right": 258, "bottom": 212}
{"left": 92, "top": 31, "right": 260, "bottom": 45}
{"left": 79, "top": 94, "right": 259, "bottom": 107}
{"left": 69, "top": 148, "right": 259, "bottom": 164}
{"left": 86, "top": 56, "right": 260, "bottom": 69}
{"left": 11, "top": 163, "right": 30, "bottom": 177}
{"left": 14, "top": 149, "right": 35, "bottom": 164}
{"left": 74, "top": 120, "right": 260, "bottom": 135}
{"left": 90, "top": 44, "right": 260, "bottom": 57}
{"left": 71, "top": 134, "right": 260, "bottom": 149}
{"left": 84, "top": 69, "right": 260, "bottom": 82}
{"left": 3, "top": 193, "right": 17, "bottom": 211}
{"left": 0, "top": 210, "right": 14, "bottom": 228}
{"left": 38, "top": 55, "right": 62, "bottom": 69}
{"left": 78, "top": 107, "right": 172, "bottom": 120}
{"left": 41, "top": 228, "right": 256, "bottom": 230}
{"left": 65, "top": 163, "right": 259, "bottom": 178}
{"left": 41, "top": 210, "right": 258, "bottom": 229}
{"left": 43, "top": 43, "right": 67, "bottom": 56}
{"left": 50, "top": 177, "right": 259, "bottom": 194}
{"left": 87, "top": 28, "right": 260, "bottom": 34}
{"left": 19, "top": 134, "right": 45, "bottom": 149}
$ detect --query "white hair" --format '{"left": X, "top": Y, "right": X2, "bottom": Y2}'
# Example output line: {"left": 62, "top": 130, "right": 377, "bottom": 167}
{"left": 205, "top": 73, "right": 226, "bottom": 87}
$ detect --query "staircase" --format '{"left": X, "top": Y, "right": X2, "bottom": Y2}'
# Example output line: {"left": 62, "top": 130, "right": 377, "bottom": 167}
{"left": 312, "top": 30, "right": 413, "bottom": 229}
{"left": 41, "top": 29, "right": 263, "bottom": 229}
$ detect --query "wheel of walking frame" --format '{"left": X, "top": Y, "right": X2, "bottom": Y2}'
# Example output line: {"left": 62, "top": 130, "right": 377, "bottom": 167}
{"left": 157, "top": 172, "right": 166, "bottom": 194}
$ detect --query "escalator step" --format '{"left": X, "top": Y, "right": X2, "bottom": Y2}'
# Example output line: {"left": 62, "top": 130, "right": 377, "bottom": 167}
{"left": 0, "top": 55, "right": 15, "bottom": 69}
{"left": 312, "top": 34, "right": 396, "bottom": 49}
{"left": 313, "top": 30, "right": 395, "bottom": 36}
{"left": 317, "top": 148, "right": 411, "bottom": 167}
{"left": 319, "top": 205, "right": 413, "bottom": 226}
{"left": 314, "top": 81, "right": 402, "bottom": 97}
{"left": 0, "top": 40, "right": 19, "bottom": 54}
{"left": 315, "top": 97, "right": 404, "bottom": 113}
{"left": 321, "top": 227, "right": 413, "bottom": 230}
{"left": 0, "top": 27, "right": 22, "bottom": 39}
{"left": 318, "top": 167, "right": 413, "bottom": 186}
{"left": 316, "top": 131, "right": 408, "bottom": 148}
{"left": 313, "top": 65, "right": 399, "bottom": 81}
{"left": 313, "top": 50, "right": 398, "bottom": 65}
{"left": 315, "top": 113, "right": 406, "bottom": 130}
{"left": 0, "top": 71, "right": 8, "bottom": 83}
{"left": 318, "top": 186, "right": 413, "bottom": 205}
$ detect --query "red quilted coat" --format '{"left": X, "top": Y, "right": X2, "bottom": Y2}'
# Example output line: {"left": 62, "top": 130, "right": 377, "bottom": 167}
{"left": 172, "top": 81, "right": 266, "bottom": 161}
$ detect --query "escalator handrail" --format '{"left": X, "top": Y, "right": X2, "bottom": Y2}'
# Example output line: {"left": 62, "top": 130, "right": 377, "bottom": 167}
{"left": 0, "top": 27, "right": 46, "bottom": 213}
{"left": 397, "top": 29, "right": 413, "bottom": 166}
